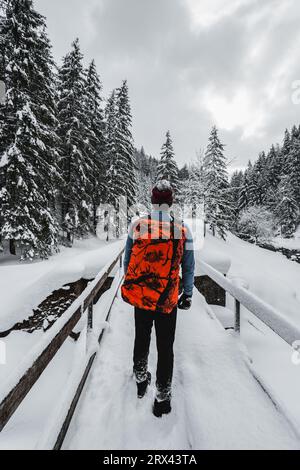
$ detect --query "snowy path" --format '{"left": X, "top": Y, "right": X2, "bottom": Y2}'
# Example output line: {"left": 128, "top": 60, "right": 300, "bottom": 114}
{"left": 63, "top": 290, "right": 299, "bottom": 450}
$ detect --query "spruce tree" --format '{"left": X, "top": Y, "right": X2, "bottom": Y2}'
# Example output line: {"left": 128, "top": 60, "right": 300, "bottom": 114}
{"left": 57, "top": 39, "right": 91, "bottom": 242}
{"left": 186, "top": 153, "right": 204, "bottom": 216}
{"left": 254, "top": 151, "right": 268, "bottom": 204}
{"left": 275, "top": 176, "right": 299, "bottom": 237}
{"left": 287, "top": 133, "right": 300, "bottom": 208}
{"left": 106, "top": 81, "right": 137, "bottom": 236}
{"left": 265, "top": 144, "right": 282, "bottom": 193}
{"left": 230, "top": 170, "right": 244, "bottom": 230}
{"left": 157, "top": 131, "right": 179, "bottom": 195}
{"left": 105, "top": 90, "right": 117, "bottom": 208}
{"left": 246, "top": 161, "right": 259, "bottom": 206}
{"left": 115, "top": 80, "right": 137, "bottom": 208}
{"left": 203, "top": 126, "right": 232, "bottom": 239}
{"left": 281, "top": 129, "right": 291, "bottom": 175}
{"left": 84, "top": 60, "right": 106, "bottom": 234}
{"left": 135, "top": 148, "right": 153, "bottom": 211}
{"left": 238, "top": 167, "right": 251, "bottom": 211}
{"left": 0, "top": 0, "right": 60, "bottom": 259}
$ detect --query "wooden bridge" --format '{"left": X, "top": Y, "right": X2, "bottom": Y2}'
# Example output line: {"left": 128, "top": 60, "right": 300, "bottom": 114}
{"left": 0, "top": 247, "right": 300, "bottom": 450}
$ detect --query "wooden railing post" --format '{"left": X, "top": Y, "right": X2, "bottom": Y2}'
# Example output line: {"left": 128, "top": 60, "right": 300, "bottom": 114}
{"left": 235, "top": 299, "right": 241, "bottom": 333}
{"left": 87, "top": 302, "right": 93, "bottom": 330}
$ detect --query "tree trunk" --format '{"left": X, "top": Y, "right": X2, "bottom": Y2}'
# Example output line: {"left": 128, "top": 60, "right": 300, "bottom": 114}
{"left": 93, "top": 205, "right": 97, "bottom": 235}
{"left": 116, "top": 213, "right": 120, "bottom": 239}
{"left": 9, "top": 239, "right": 16, "bottom": 255}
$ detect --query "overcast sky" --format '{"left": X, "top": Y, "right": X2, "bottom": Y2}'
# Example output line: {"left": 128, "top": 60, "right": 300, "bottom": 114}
{"left": 35, "top": 0, "right": 300, "bottom": 170}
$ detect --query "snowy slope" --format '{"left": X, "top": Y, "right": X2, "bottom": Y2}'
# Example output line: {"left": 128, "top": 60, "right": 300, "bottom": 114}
{"left": 200, "top": 232, "right": 300, "bottom": 327}
{"left": 199, "top": 231, "right": 300, "bottom": 439}
{"left": 63, "top": 290, "right": 299, "bottom": 450}
{"left": 0, "top": 237, "right": 124, "bottom": 331}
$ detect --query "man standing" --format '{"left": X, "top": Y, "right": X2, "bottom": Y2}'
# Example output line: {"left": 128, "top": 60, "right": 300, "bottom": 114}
{"left": 122, "top": 181, "right": 195, "bottom": 418}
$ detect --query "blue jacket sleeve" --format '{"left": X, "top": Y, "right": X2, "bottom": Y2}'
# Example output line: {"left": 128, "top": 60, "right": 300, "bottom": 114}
{"left": 181, "top": 224, "right": 195, "bottom": 297}
{"left": 124, "top": 231, "right": 134, "bottom": 275}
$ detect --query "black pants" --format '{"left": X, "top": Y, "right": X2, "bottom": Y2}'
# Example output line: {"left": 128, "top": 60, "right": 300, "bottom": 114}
{"left": 133, "top": 307, "right": 177, "bottom": 401}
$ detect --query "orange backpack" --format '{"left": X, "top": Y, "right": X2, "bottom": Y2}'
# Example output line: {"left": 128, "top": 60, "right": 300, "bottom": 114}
{"left": 121, "top": 216, "right": 186, "bottom": 314}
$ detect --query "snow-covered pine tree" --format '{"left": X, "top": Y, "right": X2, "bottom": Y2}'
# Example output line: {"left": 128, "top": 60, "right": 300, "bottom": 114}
{"left": 286, "top": 132, "right": 300, "bottom": 209}
{"left": 265, "top": 144, "right": 282, "bottom": 194}
{"left": 230, "top": 170, "right": 244, "bottom": 230}
{"left": 179, "top": 164, "right": 189, "bottom": 180}
{"left": 245, "top": 161, "right": 260, "bottom": 206}
{"left": 84, "top": 60, "right": 106, "bottom": 234}
{"left": 203, "top": 126, "right": 232, "bottom": 239}
{"left": 291, "top": 124, "right": 300, "bottom": 140}
{"left": 275, "top": 176, "right": 299, "bottom": 237}
{"left": 281, "top": 129, "right": 291, "bottom": 175}
{"left": 0, "top": 2, "right": 6, "bottom": 249}
{"left": 157, "top": 131, "right": 179, "bottom": 195}
{"left": 106, "top": 81, "right": 137, "bottom": 236}
{"left": 238, "top": 167, "right": 251, "bottom": 211}
{"left": 57, "top": 39, "right": 92, "bottom": 242}
{"left": 115, "top": 80, "right": 137, "bottom": 208}
{"left": 105, "top": 90, "right": 118, "bottom": 206}
{"left": 177, "top": 164, "right": 190, "bottom": 208}
{"left": 0, "top": 0, "right": 60, "bottom": 259}
{"left": 135, "top": 148, "right": 153, "bottom": 211}
{"left": 186, "top": 152, "right": 204, "bottom": 216}
{"left": 254, "top": 151, "right": 268, "bottom": 204}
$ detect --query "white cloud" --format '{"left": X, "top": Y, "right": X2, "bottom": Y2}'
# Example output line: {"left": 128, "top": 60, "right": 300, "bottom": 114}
{"left": 185, "top": 0, "right": 250, "bottom": 29}
{"left": 201, "top": 86, "right": 266, "bottom": 139}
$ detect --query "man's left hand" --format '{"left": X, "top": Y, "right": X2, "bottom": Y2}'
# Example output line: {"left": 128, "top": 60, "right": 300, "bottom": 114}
{"left": 178, "top": 293, "right": 192, "bottom": 310}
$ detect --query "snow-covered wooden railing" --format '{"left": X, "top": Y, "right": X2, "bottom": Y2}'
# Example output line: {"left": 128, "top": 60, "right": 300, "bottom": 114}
{"left": 199, "top": 259, "right": 300, "bottom": 346}
{"left": 0, "top": 249, "right": 124, "bottom": 445}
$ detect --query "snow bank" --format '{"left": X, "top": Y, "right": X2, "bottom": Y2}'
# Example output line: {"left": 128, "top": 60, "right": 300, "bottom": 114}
{"left": 198, "top": 248, "right": 231, "bottom": 275}
{"left": 199, "top": 258, "right": 300, "bottom": 346}
{"left": 0, "top": 251, "right": 124, "bottom": 403}
{"left": 201, "top": 232, "right": 300, "bottom": 328}
{"left": 211, "top": 305, "right": 235, "bottom": 329}
{"left": 0, "top": 238, "right": 124, "bottom": 331}
{"left": 185, "top": 218, "right": 231, "bottom": 275}
{"left": 240, "top": 310, "right": 300, "bottom": 436}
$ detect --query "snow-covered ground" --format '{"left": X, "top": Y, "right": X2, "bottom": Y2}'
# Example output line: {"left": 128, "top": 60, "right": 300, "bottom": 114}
{"left": 0, "top": 237, "right": 124, "bottom": 409}
{"left": 63, "top": 290, "right": 299, "bottom": 450}
{"left": 1, "top": 227, "right": 300, "bottom": 449}
{"left": 201, "top": 232, "right": 300, "bottom": 437}
{"left": 272, "top": 226, "right": 300, "bottom": 250}
{"left": 0, "top": 237, "right": 124, "bottom": 331}
{"left": 0, "top": 277, "right": 121, "bottom": 450}
{"left": 200, "top": 232, "right": 300, "bottom": 327}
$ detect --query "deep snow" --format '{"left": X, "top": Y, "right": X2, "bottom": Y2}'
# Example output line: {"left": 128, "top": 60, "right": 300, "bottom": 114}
{"left": 200, "top": 231, "right": 300, "bottom": 441}
{"left": 0, "top": 237, "right": 123, "bottom": 331}
{"left": 1, "top": 228, "right": 300, "bottom": 449}
{"left": 200, "top": 232, "right": 300, "bottom": 327}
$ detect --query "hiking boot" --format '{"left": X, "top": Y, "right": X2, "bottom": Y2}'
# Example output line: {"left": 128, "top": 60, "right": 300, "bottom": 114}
{"left": 153, "top": 399, "right": 172, "bottom": 418}
{"left": 137, "top": 372, "right": 151, "bottom": 399}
